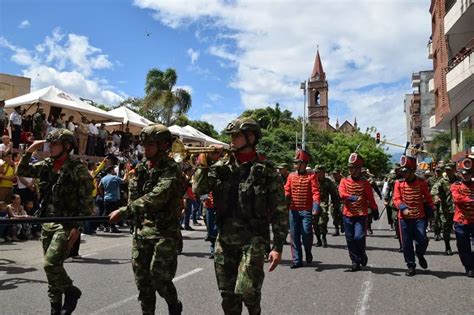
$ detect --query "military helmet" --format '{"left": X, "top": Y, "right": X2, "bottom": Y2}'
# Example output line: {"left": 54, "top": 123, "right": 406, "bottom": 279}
{"left": 46, "top": 128, "right": 76, "bottom": 147}
{"left": 140, "top": 123, "right": 172, "bottom": 145}
{"left": 224, "top": 117, "right": 261, "bottom": 140}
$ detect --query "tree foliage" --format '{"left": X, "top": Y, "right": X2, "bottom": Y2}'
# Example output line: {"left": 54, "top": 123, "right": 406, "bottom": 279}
{"left": 429, "top": 131, "right": 451, "bottom": 162}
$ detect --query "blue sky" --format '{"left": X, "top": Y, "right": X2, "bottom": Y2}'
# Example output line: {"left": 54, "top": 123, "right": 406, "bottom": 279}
{"left": 0, "top": 0, "right": 433, "bottom": 152}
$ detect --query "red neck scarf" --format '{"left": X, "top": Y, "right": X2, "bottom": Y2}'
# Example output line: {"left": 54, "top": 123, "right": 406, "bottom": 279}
{"left": 53, "top": 155, "right": 68, "bottom": 172}
{"left": 235, "top": 151, "right": 256, "bottom": 164}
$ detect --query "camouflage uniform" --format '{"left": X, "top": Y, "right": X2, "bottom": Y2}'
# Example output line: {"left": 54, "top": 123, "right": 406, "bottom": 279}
{"left": 385, "top": 169, "right": 403, "bottom": 250}
{"left": 330, "top": 169, "right": 344, "bottom": 235}
{"left": 16, "top": 129, "right": 94, "bottom": 313}
{"left": 118, "top": 124, "right": 184, "bottom": 315}
{"left": 193, "top": 118, "right": 288, "bottom": 315}
{"left": 313, "top": 166, "right": 340, "bottom": 247}
{"left": 431, "top": 173, "right": 455, "bottom": 254}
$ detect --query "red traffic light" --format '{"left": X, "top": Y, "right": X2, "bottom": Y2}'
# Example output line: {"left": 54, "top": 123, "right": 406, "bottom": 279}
{"left": 376, "top": 132, "right": 381, "bottom": 144}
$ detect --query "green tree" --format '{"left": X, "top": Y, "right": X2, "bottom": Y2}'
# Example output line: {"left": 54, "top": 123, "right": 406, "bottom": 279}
{"left": 429, "top": 131, "right": 451, "bottom": 162}
{"left": 143, "top": 68, "right": 192, "bottom": 126}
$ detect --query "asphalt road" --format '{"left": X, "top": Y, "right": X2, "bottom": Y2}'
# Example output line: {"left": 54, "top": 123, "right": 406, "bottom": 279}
{"left": 1, "top": 206, "right": 473, "bottom": 314}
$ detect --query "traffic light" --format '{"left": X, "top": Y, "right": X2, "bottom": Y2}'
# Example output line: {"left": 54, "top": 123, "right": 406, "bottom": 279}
{"left": 376, "top": 132, "right": 380, "bottom": 144}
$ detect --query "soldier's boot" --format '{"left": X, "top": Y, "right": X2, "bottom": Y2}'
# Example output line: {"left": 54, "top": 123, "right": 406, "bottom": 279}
{"left": 61, "top": 285, "right": 81, "bottom": 315}
{"left": 340, "top": 224, "right": 345, "bottom": 234}
{"left": 444, "top": 239, "right": 453, "bottom": 256}
{"left": 51, "top": 303, "right": 62, "bottom": 315}
{"left": 332, "top": 226, "right": 340, "bottom": 236}
{"left": 315, "top": 234, "right": 322, "bottom": 247}
{"left": 322, "top": 234, "right": 328, "bottom": 248}
{"left": 168, "top": 300, "right": 183, "bottom": 315}
{"left": 434, "top": 233, "right": 441, "bottom": 241}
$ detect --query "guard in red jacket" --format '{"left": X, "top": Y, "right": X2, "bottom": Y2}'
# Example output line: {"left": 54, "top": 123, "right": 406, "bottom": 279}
{"left": 284, "top": 149, "right": 321, "bottom": 269}
{"left": 450, "top": 157, "right": 474, "bottom": 277}
{"left": 339, "top": 153, "right": 379, "bottom": 272}
{"left": 393, "top": 155, "right": 434, "bottom": 276}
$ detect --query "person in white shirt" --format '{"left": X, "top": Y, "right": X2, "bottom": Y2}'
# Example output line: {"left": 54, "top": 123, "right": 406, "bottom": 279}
{"left": 87, "top": 120, "right": 99, "bottom": 156}
{"left": 0, "top": 135, "right": 13, "bottom": 153}
{"left": 9, "top": 106, "right": 22, "bottom": 149}
{"left": 67, "top": 115, "right": 76, "bottom": 133}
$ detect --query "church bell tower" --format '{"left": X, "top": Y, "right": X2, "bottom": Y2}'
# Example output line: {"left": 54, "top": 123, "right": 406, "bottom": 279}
{"left": 307, "top": 49, "right": 329, "bottom": 130}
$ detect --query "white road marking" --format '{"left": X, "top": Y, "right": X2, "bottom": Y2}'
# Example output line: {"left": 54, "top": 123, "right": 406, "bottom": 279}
{"left": 91, "top": 267, "right": 204, "bottom": 314}
{"left": 354, "top": 267, "right": 374, "bottom": 315}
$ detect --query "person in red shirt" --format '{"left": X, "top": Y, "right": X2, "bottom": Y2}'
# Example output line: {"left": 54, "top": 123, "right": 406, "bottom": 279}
{"left": 450, "top": 157, "right": 474, "bottom": 277}
{"left": 284, "top": 149, "right": 320, "bottom": 269}
{"left": 339, "top": 152, "right": 379, "bottom": 272}
{"left": 393, "top": 155, "right": 434, "bottom": 276}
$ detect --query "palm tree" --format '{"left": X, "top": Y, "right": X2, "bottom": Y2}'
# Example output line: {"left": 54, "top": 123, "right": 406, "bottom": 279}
{"left": 143, "top": 68, "right": 192, "bottom": 126}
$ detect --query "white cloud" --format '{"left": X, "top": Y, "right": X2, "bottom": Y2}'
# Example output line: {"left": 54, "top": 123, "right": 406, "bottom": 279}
{"left": 1, "top": 29, "right": 123, "bottom": 105}
{"left": 200, "top": 112, "right": 239, "bottom": 132}
{"left": 187, "top": 48, "right": 200, "bottom": 64}
{"left": 134, "top": 0, "right": 433, "bottom": 149}
{"left": 207, "top": 93, "right": 222, "bottom": 102}
{"left": 18, "top": 20, "right": 30, "bottom": 29}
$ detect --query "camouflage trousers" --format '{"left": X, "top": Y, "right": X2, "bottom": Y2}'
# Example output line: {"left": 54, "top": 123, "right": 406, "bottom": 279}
{"left": 42, "top": 228, "right": 73, "bottom": 304}
{"left": 433, "top": 208, "right": 454, "bottom": 239}
{"left": 331, "top": 205, "right": 343, "bottom": 228}
{"left": 313, "top": 205, "right": 330, "bottom": 236}
{"left": 132, "top": 237, "right": 179, "bottom": 314}
{"left": 214, "top": 236, "right": 266, "bottom": 315}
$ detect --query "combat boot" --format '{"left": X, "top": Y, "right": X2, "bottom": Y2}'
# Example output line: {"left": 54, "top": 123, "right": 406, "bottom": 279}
{"left": 434, "top": 233, "right": 441, "bottom": 241}
{"left": 340, "top": 224, "right": 345, "bottom": 234}
{"left": 315, "top": 234, "right": 322, "bottom": 247}
{"left": 61, "top": 285, "right": 81, "bottom": 315}
{"left": 444, "top": 240, "right": 453, "bottom": 255}
{"left": 51, "top": 302, "right": 62, "bottom": 315}
{"left": 322, "top": 234, "right": 328, "bottom": 248}
{"left": 467, "top": 270, "right": 474, "bottom": 278}
{"left": 405, "top": 267, "right": 416, "bottom": 276}
{"left": 168, "top": 299, "right": 183, "bottom": 315}
{"left": 332, "top": 226, "right": 340, "bottom": 236}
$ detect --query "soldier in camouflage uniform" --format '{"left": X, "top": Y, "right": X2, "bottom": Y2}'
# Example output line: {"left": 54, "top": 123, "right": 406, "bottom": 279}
{"left": 431, "top": 163, "right": 457, "bottom": 255}
{"left": 109, "top": 124, "right": 184, "bottom": 315}
{"left": 384, "top": 165, "right": 403, "bottom": 252}
{"left": 331, "top": 169, "right": 344, "bottom": 235}
{"left": 313, "top": 165, "right": 340, "bottom": 247}
{"left": 17, "top": 129, "right": 94, "bottom": 315}
{"left": 431, "top": 165, "right": 445, "bottom": 241}
{"left": 193, "top": 117, "right": 288, "bottom": 315}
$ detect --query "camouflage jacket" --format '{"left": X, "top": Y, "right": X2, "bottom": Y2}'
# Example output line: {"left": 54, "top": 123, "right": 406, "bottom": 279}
{"left": 16, "top": 152, "right": 94, "bottom": 231}
{"left": 431, "top": 176, "right": 454, "bottom": 213}
{"left": 319, "top": 177, "right": 340, "bottom": 210}
{"left": 193, "top": 154, "right": 288, "bottom": 252}
{"left": 119, "top": 156, "right": 184, "bottom": 239}
{"left": 384, "top": 174, "right": 397, "bottom": 206}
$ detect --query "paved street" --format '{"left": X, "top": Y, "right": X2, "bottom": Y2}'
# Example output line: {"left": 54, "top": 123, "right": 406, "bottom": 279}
{"left": 1, "top": 207, "right": 473, "bottom": 314}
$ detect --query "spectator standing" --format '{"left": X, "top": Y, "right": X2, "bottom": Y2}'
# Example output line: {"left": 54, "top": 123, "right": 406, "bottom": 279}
{"left": 120, "top": 127, "right": 133, "bottom": 154}
{"left": 99, "top": 165, "right": 127, "bottom": 233}
{"left": 33, "top": 108, "right": 45, "bottom": 141}
{"left": 67, "top": 116, "right": 76, "bottom": 133}
{"left": 76, "top": 117, "right": 89, "bottom": 156}
{"left": 0, "top": 99, "right": 6, "bottom": 136}
{"left": 97, "top": 123, "right": 108, "bottom": 156}
{"left": 9, "top": 106, "right": 22, "bottom": 149}
{"left": 23, "top": 114, "right": 33, "bottom": 133}
{"left": 56, "top": 113, "right": 66, "bottom": 129}
{"left": 112, "top": 130, "right": 121, "bottom": 148}
{"left": 0, "top": 151, "right": 16, "bottom": 203}
{"left": 87, "top": 120, "right": 98, "bottom": 156}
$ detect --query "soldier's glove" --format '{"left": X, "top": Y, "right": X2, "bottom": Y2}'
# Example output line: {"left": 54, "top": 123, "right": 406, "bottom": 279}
{"left": 372, "top": 209, "right": 380, "bottom": 221}
{"left": 398, "top": 203, "right": 408, "bottom": 211}
{"left": 312, "top": 202, "right": 321, "bottom": 215}
{"left": 347, "top": 195, "right": 359, "bottom": 202}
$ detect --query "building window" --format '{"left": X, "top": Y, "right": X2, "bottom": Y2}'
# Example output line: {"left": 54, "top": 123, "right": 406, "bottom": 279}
{"left": 456, "top": 104, "right": 474, "bottom": 153}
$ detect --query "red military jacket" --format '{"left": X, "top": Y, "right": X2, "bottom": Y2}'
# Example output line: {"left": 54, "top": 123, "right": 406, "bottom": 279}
{"left": 450, "top": 181, "right": 474, "bottom": 224}
{"left": 339, "top": 176, "right": 378, "bottom": 217}
{"left": 393, "top": 178, "right": 434, "bottom": 220}
{"left": 285, "top": 171, "right": 320, "bottom": 211}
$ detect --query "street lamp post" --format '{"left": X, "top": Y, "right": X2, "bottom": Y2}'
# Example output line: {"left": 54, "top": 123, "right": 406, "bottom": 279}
{"left": 300, "top": 81, "right": 307, "bottom": 150}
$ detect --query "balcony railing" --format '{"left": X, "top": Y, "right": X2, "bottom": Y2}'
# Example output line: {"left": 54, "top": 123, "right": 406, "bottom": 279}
{"left": 447, "top": 37, "right": 474, "bottom": 71}
{"left": 411, "top": 116, "right": 422, "bottom": 129}
{"left": 445, "top": 0, "right": 456, "bottom": 15}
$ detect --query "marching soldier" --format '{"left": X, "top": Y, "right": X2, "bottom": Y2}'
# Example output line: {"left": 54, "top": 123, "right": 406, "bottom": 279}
{"left": 331, "top": 169, "right": 344, "bottom": 235}
{"left": 17, "top": 129, "right": 94, "bottom": 315}
{"left": 276, "top": 163, "right": 290, "bottom": 185}
{"left": 450, "top": 157, "right": 474, "bottom": 277}
{"left": 193, "top": 117, "right": 288, "bottom": 314}
{"left": 362, "top": 168, "right": 382, "bottom": 235}
{"left": 109, "top": 124, "right": 184, "bottom": 315}
{"left": 339, "top": 152, "right": 379, "bottom": 271}
{"left": 313, "top": 164, "right": 339, "bottom": 247}
{"left": 285, "top": 150, "right": 320, "bottom": 267}
{"left": 385, "top": 165, "right": 403, "bottom": 252}
{"left": 393, "top": 155, "right": 434, "bottom": 276}
{"left": 431, "top": 164, "right": 455, "bottom": 255}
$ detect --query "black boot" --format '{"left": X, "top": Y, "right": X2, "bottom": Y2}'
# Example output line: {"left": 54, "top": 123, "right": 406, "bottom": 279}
{"left": 332, "top": 226, "right": 340, "bottom": 236}
{"left": 315, "top": 234, "right": 322, "bottom": 247}
{"left": 168, "top": 300, "right": 183, "bottom": 315}
{"left": 417, "top": 254, "right": 428, "bottom": 269}
{"left": 444, "top": 237, "right": 453, "bottom": 255}
{"left": 322, "top": 234, "right": 328, "bottom": 248}
{"left": 61, "top": 286, "right": 81, "bottom": 315}
{"left": 51, "top": 302, "right": 62, "bottom": 315}
{"left": 405, "top": 267, "right": 416, "bottom": 276}
{"left": 340, "top": 224, "right": 345, "bottom": 234}
{"left": 434, "top": 233, "right": 441, "bottom": 241}
{"left": 350, "top": 263, "right": 361, "bottom": 272}
{"left": 467, "top": 270, "right": 474, "bottom": 278}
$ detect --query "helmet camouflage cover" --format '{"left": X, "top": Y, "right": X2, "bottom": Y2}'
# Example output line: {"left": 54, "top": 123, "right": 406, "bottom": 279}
{"left": 46, "top": 128, "right": 76, "bottom": 147}
{"left": 224, "top": 117, "right": 261, "bottom": 139}
{"left": 140, "top": 123, "right": 172, "bottom": 145}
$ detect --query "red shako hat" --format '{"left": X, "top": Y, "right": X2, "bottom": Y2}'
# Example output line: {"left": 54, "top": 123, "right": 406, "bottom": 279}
{"left": 348, "top": 152, "right": 364, "bottom": 167}
{"left": 294, "top": 149, "right": 311, "bottom": 163}
{"left": 400, "top": 155, "right": 417, "bottom": 171}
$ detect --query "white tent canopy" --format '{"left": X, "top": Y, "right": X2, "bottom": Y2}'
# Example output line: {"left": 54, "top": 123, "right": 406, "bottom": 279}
{"left": 5, "top": 85, "right": 122, "bottom": 123}
{"left": 183, "top": 125, "right": 229, "bottom": 148}
{"left": 103, "top": 106, "right": 154, "bottom": 134}
{"left": 168, "top": 125, "right": 206, "bottom": 146}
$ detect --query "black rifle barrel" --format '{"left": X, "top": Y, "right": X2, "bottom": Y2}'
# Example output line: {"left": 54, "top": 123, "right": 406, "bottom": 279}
{"left": 0, "top": 216, "right": 109, "bottom": 225}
